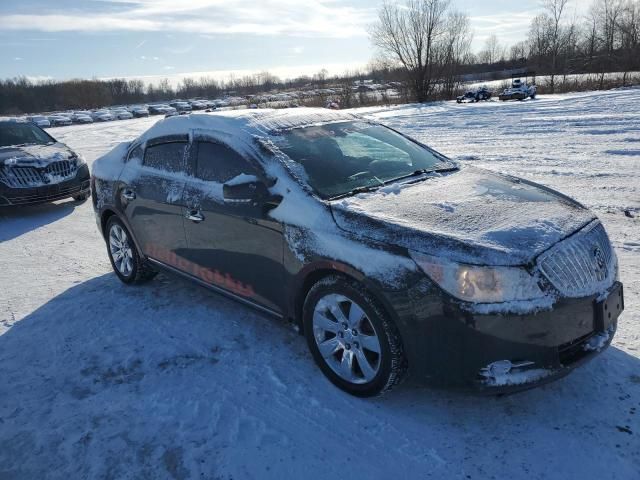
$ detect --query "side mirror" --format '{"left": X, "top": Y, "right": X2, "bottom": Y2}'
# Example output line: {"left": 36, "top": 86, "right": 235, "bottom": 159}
{"left": 223, "top": 177, "right": 283, "bottom": 210}
{"left": 223, "top": 179, "right": 267, "bottom": 204}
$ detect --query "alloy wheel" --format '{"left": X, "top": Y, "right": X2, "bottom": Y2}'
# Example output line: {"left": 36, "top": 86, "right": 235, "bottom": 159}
{"left": 109, "top": 224, "right": 134, "bottom": 277}
{"left": 312, "top": 293, "right": 382, "bottom": 384}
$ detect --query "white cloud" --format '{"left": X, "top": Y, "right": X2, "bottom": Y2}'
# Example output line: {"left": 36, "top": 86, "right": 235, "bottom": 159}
{"left": 0, "top": 0, "right": 376, "bottom": 38}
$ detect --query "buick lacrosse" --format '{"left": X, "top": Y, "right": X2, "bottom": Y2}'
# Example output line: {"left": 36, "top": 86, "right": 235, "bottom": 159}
{"left": 91, "top": 108, "right": 623, "bottom": 396}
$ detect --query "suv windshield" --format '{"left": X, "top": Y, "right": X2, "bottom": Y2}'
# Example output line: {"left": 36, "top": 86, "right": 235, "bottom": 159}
{"left": 275, "top": 121, "right": 452, "bottom": 198}
{"left": 0, "top": 122, "right": 54, "bottom": 148}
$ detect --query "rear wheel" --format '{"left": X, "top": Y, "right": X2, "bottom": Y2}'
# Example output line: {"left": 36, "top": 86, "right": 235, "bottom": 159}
{"left": 303, "top": 275, "right": 407, "bottom": 397}
{"left": 106, "top": 216, "right": 156, "bottom": 284}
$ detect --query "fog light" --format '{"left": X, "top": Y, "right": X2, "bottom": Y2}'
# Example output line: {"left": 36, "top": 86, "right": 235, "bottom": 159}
{"left": 479, "top": 360, "right": 535, "bottom": 380}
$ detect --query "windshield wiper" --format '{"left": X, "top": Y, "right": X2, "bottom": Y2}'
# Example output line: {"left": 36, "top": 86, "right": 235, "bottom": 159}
{"left": 329, "top": 184, "right": 381, "bottom": 200}
{"left": 384, "top": 166, "right": 458, "bottom": 186}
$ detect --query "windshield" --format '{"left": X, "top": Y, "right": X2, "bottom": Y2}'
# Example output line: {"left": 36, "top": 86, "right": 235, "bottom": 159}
{"left": 275, "top": 121, "right": 452, "bottom": 198}
{"left": 0, "top": 122, "right": 54, "bottom": 148}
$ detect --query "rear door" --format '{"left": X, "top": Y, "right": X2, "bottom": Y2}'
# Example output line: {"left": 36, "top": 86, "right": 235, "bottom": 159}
{"left": 120, "top": 136, "right": 189, "bottom": 265}
{"left": 181, "top": 139, "right": 285, "bottom": 313}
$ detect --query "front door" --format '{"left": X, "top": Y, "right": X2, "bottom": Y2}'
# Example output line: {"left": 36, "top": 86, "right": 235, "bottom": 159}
{"left": 181, "top": 140, "right": 284, "bottom": 313}
{"left": 120, "top": 138, "right": 188, "bottom": 265}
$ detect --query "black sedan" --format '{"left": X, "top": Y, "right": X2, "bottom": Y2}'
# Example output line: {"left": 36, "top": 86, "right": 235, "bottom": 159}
{"left": 91, "top": 108, "right": 623, "bottom": 396}
{"left": 0, "top": 121, "right": 90, "bottom": 206}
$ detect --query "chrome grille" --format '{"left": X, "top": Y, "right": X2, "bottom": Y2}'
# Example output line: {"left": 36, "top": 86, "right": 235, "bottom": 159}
{"left": 44, "top": 160, "right": 74, "bottom": 178}
{"left": 537, "top": 221, "right": 615, "bottom": 298}
{"left": 0, "top": 160, "right": 77, "bottom": 188}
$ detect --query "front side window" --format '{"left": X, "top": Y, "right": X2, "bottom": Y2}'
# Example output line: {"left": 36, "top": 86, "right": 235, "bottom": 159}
{"left": 0, "top": 122, "right": 54, "bottom": 147}
{"left": 143, "top": 142, "right": 187, "bottom": 173}
{"left": 196, "top": 141, "right": 256, "bottom": 183}
{"left": 274, "top": 121, "right": 451, "bottom": 199}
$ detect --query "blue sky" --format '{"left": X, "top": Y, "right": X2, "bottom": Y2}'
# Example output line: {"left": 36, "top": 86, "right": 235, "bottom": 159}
{"left": 0, "top": 0, "right": 587, "bottom": 83}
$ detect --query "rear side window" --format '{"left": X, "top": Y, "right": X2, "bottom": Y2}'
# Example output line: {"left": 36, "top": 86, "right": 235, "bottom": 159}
{"left": 144, "top": 142, "right": 187, "bottom": 173}
{"left": 196, "top": 141, "right": 256, "bottom": 183}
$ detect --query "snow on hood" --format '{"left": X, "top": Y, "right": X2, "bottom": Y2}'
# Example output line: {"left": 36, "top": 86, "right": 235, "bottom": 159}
{"left": 0, "top": 143, "right": 75, "bottom": 167}
{"left": 332, "top": 166, "right": 596, "bottom": 266}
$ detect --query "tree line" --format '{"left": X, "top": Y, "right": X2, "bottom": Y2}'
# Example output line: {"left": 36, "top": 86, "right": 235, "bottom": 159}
{"left": 1, "top": 0, "right": 639, "bottom": 114}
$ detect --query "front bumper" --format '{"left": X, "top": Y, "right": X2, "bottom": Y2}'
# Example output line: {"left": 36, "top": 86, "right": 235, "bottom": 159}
{"left": 0, "top": 164, "right": 90, "bottom": 206}
{"left": 396, "top": 279, "right": 624, "bottom": 393}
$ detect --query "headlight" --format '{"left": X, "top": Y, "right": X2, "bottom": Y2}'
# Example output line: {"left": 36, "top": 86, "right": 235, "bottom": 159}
{"left": 409, "top": 251, "right": 545, "bottom": 303}
{"left": 70, "top": 153, "right": 86, "bottom": 166}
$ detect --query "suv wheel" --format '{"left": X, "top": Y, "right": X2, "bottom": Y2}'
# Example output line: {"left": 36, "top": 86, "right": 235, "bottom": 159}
{"left": 106, "top": 216, "right": 156, "bottom": 284}
{"left": 303, "top": 275, "right": 407, "bottom": 397}
{"left": 73, "top": 192, "right": 89, "bottom": 202}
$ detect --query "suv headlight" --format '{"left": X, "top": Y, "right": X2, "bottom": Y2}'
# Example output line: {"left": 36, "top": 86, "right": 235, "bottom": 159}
{"left": 409, "top": 251, "right": 545, "bottom": 303}
{"left": 70, "top": 153, "right": 86, "bottom": 166}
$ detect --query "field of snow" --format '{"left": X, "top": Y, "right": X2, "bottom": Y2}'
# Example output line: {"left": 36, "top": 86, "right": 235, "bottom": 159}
{"left": 1, "top": 89, "right": 639, "bottom": 479}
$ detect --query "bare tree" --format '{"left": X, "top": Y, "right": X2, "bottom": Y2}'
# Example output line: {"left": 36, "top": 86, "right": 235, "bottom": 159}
{"left": 370, "top": 0, "right": 452, "bottom": 102}
{"left": 440, "top": 12, "right": 473, "bottom": 97}
{"left": 478, "top": 34, "right": 504, "bottom": 64}
{"left": 543, "top": 0, "right": 570, "bottom": 92}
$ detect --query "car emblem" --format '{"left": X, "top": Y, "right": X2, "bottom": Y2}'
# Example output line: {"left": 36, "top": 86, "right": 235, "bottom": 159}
{"left": 593, "top": 246, "right": 606, "bottom": 271}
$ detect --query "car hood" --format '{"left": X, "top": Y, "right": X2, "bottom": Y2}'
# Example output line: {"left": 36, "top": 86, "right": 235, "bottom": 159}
{"left": 0, "top": 143, "right": 75, "bottom": 168}
{"left": 330, "top": 166, "right": 596, "bottom": 266}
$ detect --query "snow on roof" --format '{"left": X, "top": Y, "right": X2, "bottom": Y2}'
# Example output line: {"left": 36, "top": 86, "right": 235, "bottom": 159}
{"left": 137, "top": 108, "right": 359, "bottom": 149}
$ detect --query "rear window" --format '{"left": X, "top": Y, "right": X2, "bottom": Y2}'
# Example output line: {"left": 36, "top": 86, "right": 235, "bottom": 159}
{"left": 143, "top": 142, "right": 187, "bottom": 173}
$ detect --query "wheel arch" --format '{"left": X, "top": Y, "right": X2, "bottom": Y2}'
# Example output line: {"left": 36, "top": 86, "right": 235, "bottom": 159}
{"left": 290, "top": 260, "right": 400, "bottom": 338}
{"left": 100, "top": 208, "right": 145, "bottom": 258}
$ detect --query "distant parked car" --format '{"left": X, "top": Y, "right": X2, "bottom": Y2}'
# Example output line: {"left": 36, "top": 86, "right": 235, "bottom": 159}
{"left": 189, "top": 100, "right": 208, "bottom": 110}
{"left": 71, "top": 112, "right": 94, "bottom": 124}
{"left": 163, "top": 107, "right": 178, "bottom": 118}
{"left": 0, "top": 120, "right": 90, "bottom": 206}
{"left": 112, "top": 110, "right": 134, "bottom": 120}
{"left": 91, "top": 110, "right": 115, "bottom": 122}
{"left": 129, "top": 106, "right": 149, "bottom": 118}
{"left": 27, "top": 116, "right": 51, "bottom": 128}
{"left": 48, "top": 115, "right": 73, "bottom": 127}
{"left": 169, "top": 101, "right": 192, "bottom": 113}
{"left": 148, "top": 104, "right": 171, "bottom": 115}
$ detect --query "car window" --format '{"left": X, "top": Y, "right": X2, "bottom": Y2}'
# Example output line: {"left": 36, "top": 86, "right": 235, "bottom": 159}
{"left": 196, "top": 141, "right": 256, "bottom": 183}
{"left": 143, "top": 142, "right": 187, "bottom": 173}
{"left": 128, "top": 145, "right": 143, "bottom": 162}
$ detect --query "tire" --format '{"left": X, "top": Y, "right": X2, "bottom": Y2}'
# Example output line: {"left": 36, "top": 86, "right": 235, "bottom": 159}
{"left": 105, "top": 216, "right": 156, "bottom": 284}
{"left": 72, "top": 192, "right": 89, "bottom": 202}
{"left": 303, "top": 275, "right": 407, "bottom": 397}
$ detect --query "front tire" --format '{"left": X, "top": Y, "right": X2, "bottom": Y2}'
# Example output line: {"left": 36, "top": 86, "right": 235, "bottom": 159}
{"left": 303, "top": 275, "right": 407, "bottom": 397}
{"left": 73, "top": 191, "right": 90, "bottom": 202}
{"left": 106, "top": 216, "right": 156, "bottom": 284}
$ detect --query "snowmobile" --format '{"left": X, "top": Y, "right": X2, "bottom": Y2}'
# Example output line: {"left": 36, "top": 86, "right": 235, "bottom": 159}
{"left": 456, "top": 86, "right": 492, "bottom": 103}
{"left": 499, "top": 74, "right": 537, "bottom": 101}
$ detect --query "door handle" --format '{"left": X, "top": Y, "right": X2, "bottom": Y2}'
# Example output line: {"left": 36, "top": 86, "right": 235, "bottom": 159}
{"left": 121, "top": 189, "right": 136, "bottom": 201}
{"left": 186, "top": 209, "right": 204, "bottom": 223}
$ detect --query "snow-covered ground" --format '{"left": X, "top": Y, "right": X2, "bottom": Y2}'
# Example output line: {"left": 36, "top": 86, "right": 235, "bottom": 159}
{"left": 1, "top": 89, "right": 639, "bottom": 479}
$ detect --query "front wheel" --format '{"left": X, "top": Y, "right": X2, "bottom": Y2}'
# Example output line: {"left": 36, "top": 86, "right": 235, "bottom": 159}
{"left": 73, "top": 191, "right": 90, "bottom": 202}
{"left": 106, "top": 216, "right": 156, "bottom": 284}
{"left": 303, "top": 275, "right": 407, "bottom": 397}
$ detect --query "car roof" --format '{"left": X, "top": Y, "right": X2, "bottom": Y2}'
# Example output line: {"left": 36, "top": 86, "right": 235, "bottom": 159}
{"left": 135, "top": 107, "right": 361, "bottom": 161}
{"left": 141, "top": 107, "right": 358, "bottom": 141}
